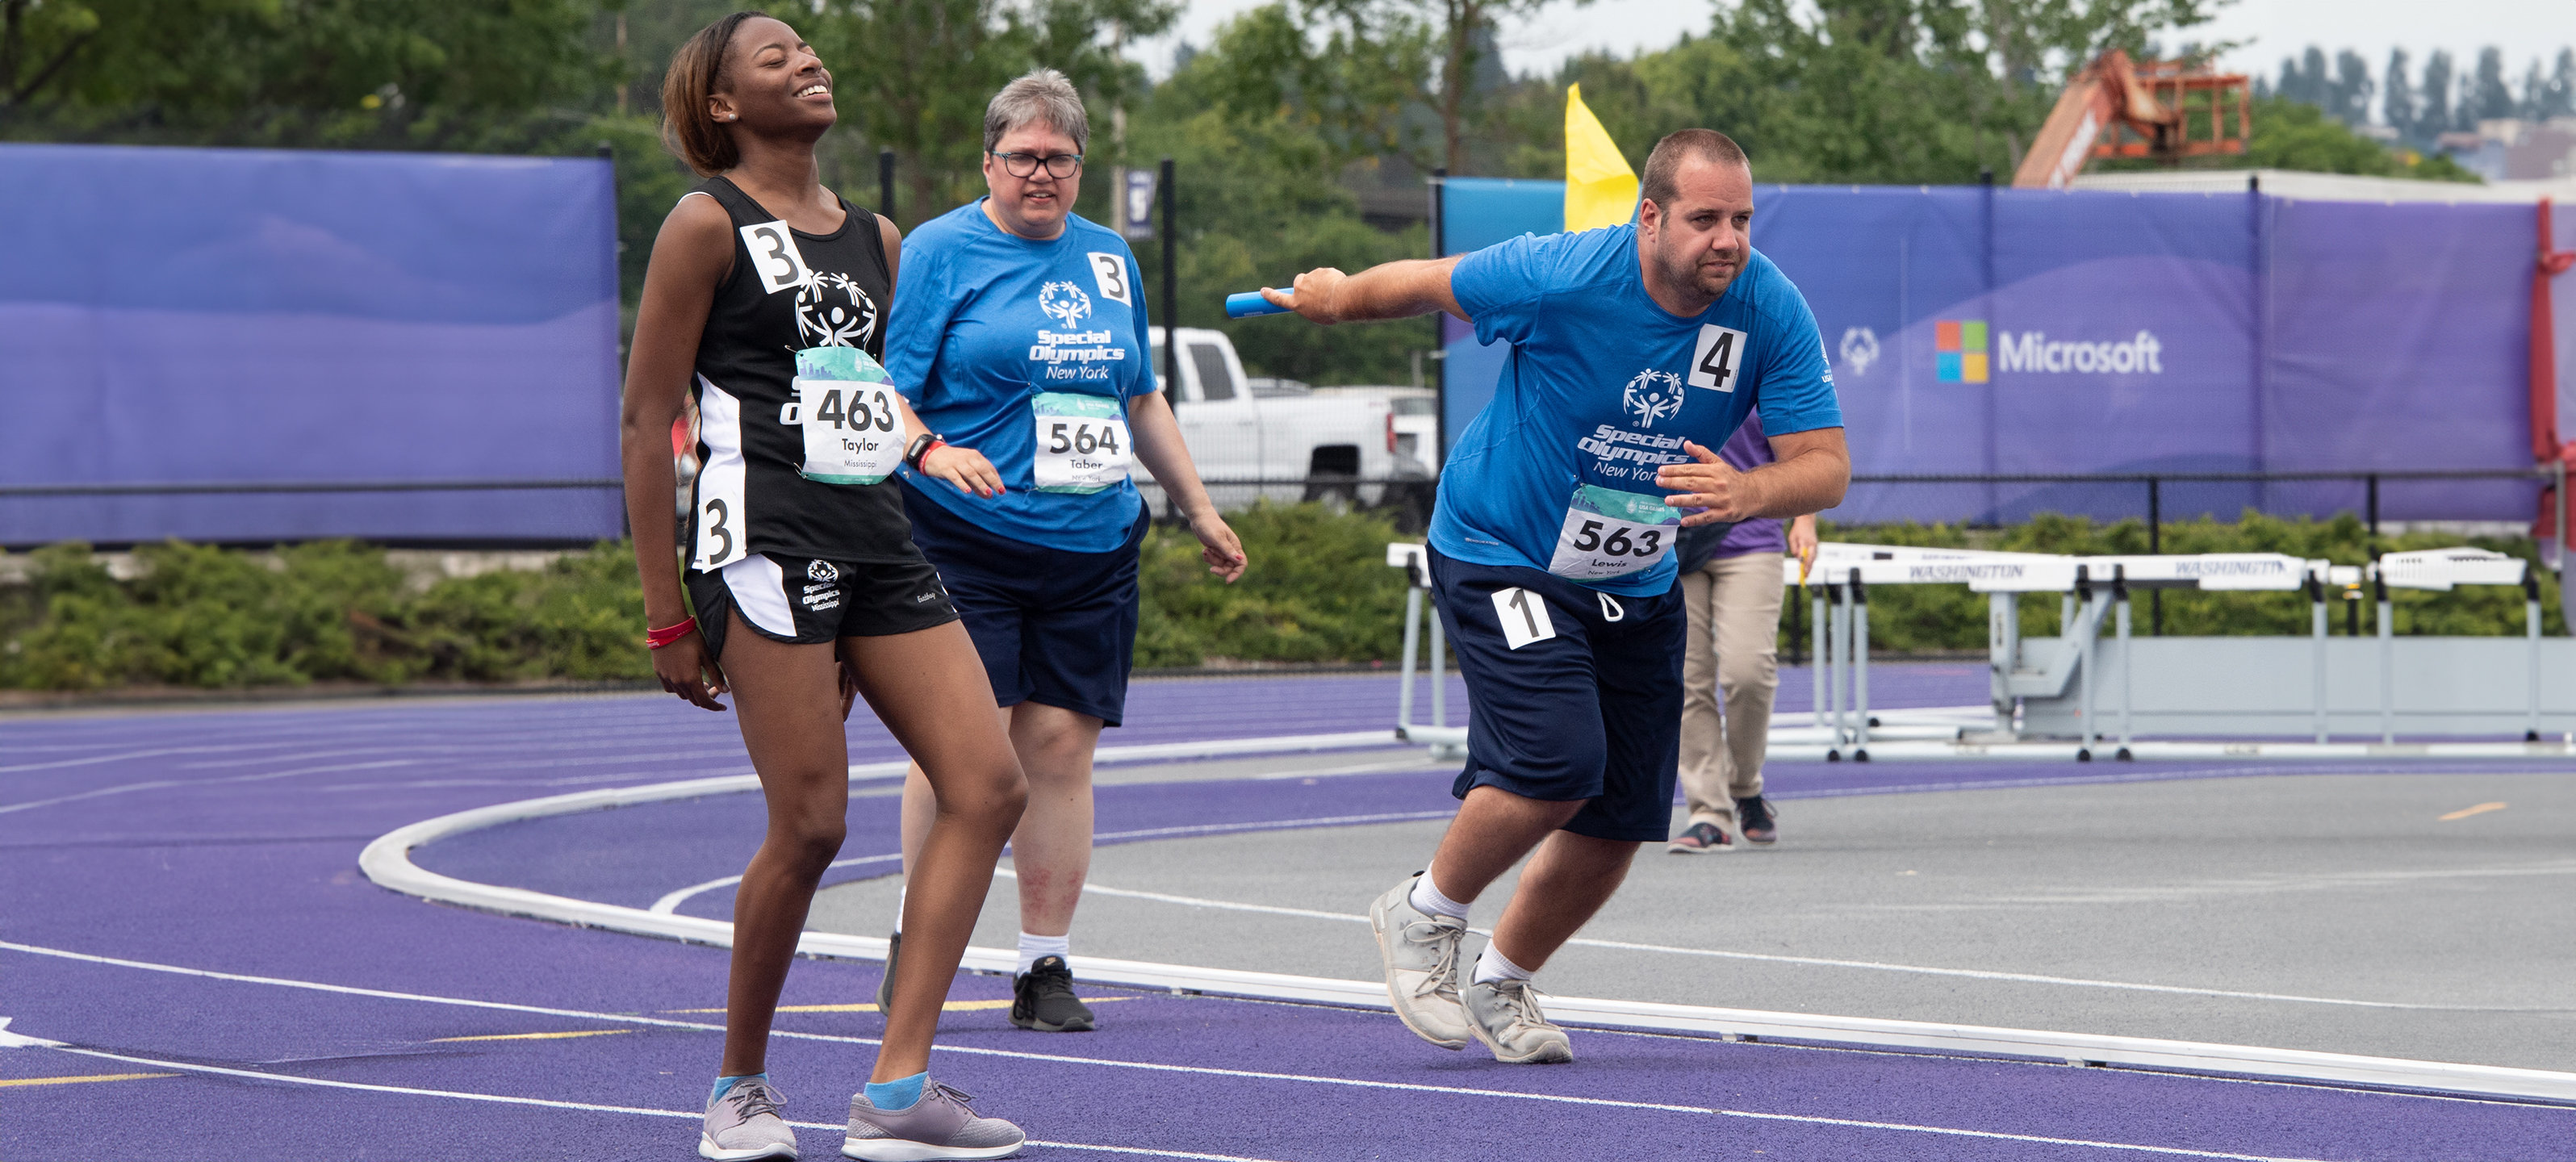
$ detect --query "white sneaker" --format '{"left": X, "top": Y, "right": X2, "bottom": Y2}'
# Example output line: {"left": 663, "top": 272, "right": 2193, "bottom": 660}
{"left": 701, "top": 1077, "right": 799, "bottom": 1160}
{"left": 1368, "top": 875, "right": 1470, "bottom": 1050}
{"left": 1464, "top": 978, "right": 1574, "bottom": 1064}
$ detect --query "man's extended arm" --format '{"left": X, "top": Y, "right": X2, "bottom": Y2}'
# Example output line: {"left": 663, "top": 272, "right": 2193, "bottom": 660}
{"left": 1654, "top": 426, "right": 1850, "bottom": 525}
{"left": 1260, "top": 255, "right": 1467, "bottom": 325}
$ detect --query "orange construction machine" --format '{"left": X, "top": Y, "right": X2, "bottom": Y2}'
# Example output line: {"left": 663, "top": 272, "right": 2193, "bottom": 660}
{"left": 2013, "top": 50, "right": 2252, "bottom": 189}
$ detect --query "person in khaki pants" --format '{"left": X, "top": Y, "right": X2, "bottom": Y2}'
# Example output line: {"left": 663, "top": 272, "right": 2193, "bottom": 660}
{"left": 1669, "top": 412, "right": 1817, "bottom": 853}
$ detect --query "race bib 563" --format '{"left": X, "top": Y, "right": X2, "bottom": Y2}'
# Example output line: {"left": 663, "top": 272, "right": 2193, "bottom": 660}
{"left": 1545, "top": 483, "right": 1678, "bottom": 581}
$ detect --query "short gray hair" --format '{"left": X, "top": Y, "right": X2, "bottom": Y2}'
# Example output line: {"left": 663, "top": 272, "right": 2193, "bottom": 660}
{"left": 983, "top": 68, "right": 1089, "bottom": 153}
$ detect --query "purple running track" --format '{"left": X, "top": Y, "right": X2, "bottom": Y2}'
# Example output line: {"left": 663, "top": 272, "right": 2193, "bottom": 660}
{"left": 3, "top": 670, "right": 2570, "bottom": 1161}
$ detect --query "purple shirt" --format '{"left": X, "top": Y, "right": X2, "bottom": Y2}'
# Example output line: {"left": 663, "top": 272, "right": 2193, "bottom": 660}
{"left": 1712, "top": 412, "right": 1786, "bottom": 558}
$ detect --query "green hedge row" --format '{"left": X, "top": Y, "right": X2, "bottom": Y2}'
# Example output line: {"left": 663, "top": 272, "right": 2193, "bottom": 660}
{"left": 0, "top": 507, "right": 2561, "bottom": 691}
{"left": 0, "top": 541, "right": 652, "bottom": 691}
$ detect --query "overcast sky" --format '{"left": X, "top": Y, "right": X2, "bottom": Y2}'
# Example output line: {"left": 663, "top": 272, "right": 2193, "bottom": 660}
{"left": 1131, "top": 0, "right": 2575, "bottom": 96}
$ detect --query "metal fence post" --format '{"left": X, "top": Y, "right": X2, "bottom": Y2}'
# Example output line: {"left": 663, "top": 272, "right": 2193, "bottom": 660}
{"left": 2365, "top": 474, "right": 2380, "bottom": 561}
{"left": 2526, "top": 571, "right": 2545, "bottom": 742}
{"left": 1158, "top": 157, "right": 1177, "bottom": 408}
{"left": 1813, "top": 583, "right": 1831, "bottom": 730}
{"left": 2076, "top": 565, "right": 2097, "bottom": 761}
{"left": 2309, "top": 571, "right": 2329, "bottom": 744}
{"left": 2147, "top": 475, "right": 2163, "bottom": 636}
{"left": 2114, "top": 564, "right": 2134, "bottom": 759}
{"left": 1850, "top": 569, "right": 1871, "bottom": 761}
{"left": 2375, "top": 566, "right": 2394, "bottom": 746}
{"left": 878, "top": 148, "right": 896, "bottom": 224}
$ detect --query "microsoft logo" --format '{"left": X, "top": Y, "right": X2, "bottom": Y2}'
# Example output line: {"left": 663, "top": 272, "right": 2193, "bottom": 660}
{"left": 1934, "top": 320, "right": 1988, "bottom": 383}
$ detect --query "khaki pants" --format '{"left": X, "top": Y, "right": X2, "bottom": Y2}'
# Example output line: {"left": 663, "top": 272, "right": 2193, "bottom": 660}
{"left": 1677, "top": 551, "right": 1784, "bottom": 834}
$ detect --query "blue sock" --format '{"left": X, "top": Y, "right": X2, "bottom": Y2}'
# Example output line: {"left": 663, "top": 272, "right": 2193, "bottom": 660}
{"left": 864, "top": 1071, "right": 926, "bottom": 1111}
{"left": 710, "top": 1072, "right": 766, "bottom": 1106}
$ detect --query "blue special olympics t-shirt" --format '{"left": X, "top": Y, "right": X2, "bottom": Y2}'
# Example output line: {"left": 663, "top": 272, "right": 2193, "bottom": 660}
{"left": 886, "top": 201, "right": 1156, "bottom": 552}
{"left": 1432, "top": 225, "right": 1843, "bottom": 596}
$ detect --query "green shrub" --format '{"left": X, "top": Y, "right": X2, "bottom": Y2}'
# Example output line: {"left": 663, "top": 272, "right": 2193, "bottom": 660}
{"left": 1136, "top": 502, "right": 1412, "bottom": 668}
{"left": 0, "top": 509, "right": 2560, "bottom": 691}
{"left": 0, "top": 540, "right": 650, "bottom": 691}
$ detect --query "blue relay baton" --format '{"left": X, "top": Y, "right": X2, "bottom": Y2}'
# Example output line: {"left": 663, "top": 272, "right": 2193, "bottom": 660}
{"left": 1225, "top": 290, "right": 1292, "bottom": 319}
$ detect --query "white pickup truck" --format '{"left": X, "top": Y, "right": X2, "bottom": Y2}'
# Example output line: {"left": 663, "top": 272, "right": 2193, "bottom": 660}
{"left": 1145, "top": 327, "right": 1428, "bottom": 511}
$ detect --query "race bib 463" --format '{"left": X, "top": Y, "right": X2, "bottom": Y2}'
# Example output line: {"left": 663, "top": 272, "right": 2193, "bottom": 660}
{"left": 785, "top": 347, "right": 905, "bottom": 486}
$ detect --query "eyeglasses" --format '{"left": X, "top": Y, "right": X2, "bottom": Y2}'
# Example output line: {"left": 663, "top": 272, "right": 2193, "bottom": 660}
{"left": 989, "top": 150, "right": 1082, "bottom": 179}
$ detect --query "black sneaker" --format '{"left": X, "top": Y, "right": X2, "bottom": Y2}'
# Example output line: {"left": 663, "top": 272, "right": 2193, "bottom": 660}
{"left": 1736, "top": 795, "right": 1779, "bottom": 845}
{"left": 874, "top": 930, "right": 900, "bottom": 1013}
{"left": 1010, "top": 955, "right": 1096, "bottom": 1032}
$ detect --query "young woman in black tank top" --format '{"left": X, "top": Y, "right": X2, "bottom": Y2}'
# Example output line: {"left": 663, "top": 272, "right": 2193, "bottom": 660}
{"left": 619, "top": 14, "right": 1029, "bottom": 1160}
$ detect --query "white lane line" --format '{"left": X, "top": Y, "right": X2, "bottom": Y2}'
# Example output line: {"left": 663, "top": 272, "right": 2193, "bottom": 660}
{"left": 0, "top": 742, "right": 312, "bottom": 775}
{"left": 1090, "top": 811, "right": 1453, "bottom": 843}
{"left": 357, "top": 778, "right": 2576, "bottom": 1101}
{"left": 1056, "top": 882, "right": 2557, "bottom": 1014}
{"left": 21, "top": 1040, "right": 1278, "bottom": 1160}
{"left": 649, "top": 812, "right": 1453, "bottom": 917}
{"left": 0, "top": 759, "right": 420, "bottom": 817}
{"left": 0, "top": 943, "right": 731, "bottom": 1032}
{"left": 1, "top": 942, "right": 2557, "bottom": 1152}
{"left": 5, "top": 1014, "right": 2347, "bottom": 1160}
{"left": 652, "top": 854, "right": 903, "bottom": 915}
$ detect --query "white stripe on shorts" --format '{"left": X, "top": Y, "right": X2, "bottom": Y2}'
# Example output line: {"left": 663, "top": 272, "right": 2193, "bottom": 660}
{"left": 720, "top": 554, "right": 798, "bottom": 637}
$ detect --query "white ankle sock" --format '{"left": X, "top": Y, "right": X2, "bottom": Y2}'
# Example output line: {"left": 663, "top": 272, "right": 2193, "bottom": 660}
{"left": 1472, "top": 943, "right": 1533, "bottom": 985}
{"left": 1407, "top": 873, "right": 1470, "bottom": 922}
{"left": 1016, "top": 931, "right": 1069, "bottom": 976}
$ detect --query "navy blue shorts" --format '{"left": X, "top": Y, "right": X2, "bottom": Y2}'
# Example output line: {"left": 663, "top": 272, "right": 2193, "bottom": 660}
{"left": 1431, "top": 548, "right": 1685, "bottom": 843}
{"left": 900, "top": 478, "right": 1149, "bottom": 727}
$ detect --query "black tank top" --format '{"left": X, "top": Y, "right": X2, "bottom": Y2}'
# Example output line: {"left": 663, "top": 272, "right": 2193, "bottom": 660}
{"left": 684, "top": 176, "right": 918, "bottom": 568}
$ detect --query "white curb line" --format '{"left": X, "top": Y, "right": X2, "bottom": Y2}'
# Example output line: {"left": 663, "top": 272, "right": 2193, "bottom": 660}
{"left": 358, "top": 734, "right": 2576, "bottom": 1105}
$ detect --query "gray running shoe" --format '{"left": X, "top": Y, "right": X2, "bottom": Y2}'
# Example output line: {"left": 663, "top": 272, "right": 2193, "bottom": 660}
{"left": 875, "top": 931, "right": 900, "bottom": 1013}
{"left": 700, "top": 1077, "right": 799, "bottom": 1160}
{"left": 1368, "top": 874, "right": 1470, "bottom": 1050}
{"left": 842, "top": 1078, "right": 1024, "bottom": 1161}
{"left": 1464, "top": 977, "right": 1574, "bottom": 1064}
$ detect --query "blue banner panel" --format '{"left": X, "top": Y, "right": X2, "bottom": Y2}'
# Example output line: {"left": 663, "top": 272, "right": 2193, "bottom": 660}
{"left": 1438, "top": 178, "right": 1562, "bottom": 454}
{"left": 0, "top": 144, "right": 622, "bottom": 545}
{"left": 1434, "top": 178, "right": 2538, "bottom": 527}
{"left": 1753, "top": 186, "right": 1991, "bottom": 521}
{"left": 2262, "top": 199, "right": 2535, "bottom": 521}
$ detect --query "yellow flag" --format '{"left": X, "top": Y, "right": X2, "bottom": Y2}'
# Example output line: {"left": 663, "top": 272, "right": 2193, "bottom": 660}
{"left": 1563, "top": 83, "right": 1638, "bottom": 231}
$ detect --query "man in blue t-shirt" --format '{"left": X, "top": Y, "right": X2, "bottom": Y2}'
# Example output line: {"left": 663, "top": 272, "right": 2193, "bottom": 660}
{"left": 1261, "top": 128, "right": 1846, "bottom": 1064}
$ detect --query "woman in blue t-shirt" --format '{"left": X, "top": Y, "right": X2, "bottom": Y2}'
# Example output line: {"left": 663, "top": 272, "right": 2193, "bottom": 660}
{"left": 877, "top": 69, "right": 1247, "bottom": 1032}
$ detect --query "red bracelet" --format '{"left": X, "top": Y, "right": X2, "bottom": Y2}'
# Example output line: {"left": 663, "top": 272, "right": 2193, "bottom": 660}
{"left": 645, "top": 617, "right": 698, "bottom": 650}
{"left": 910, "top": 438, "right": 947, "bottom": 471}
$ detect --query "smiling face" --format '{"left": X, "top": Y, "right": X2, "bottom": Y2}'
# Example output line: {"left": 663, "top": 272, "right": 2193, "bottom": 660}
{"left": 1637, "top": 156, "right": 1754, "bottom": 313}
{"left": 981, "top": 121, "right": 1081, "bottom": 240}
{"left": 709, "top": 16, "right": 834, "bottom": 140}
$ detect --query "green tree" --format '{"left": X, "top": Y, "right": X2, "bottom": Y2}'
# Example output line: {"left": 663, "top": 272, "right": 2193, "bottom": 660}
{"left": 1129, "top": 11, "right": 1435, "bottom": 383}
{"left": 809, "top": 0, "right": 1177, "bottom": 229}
{"left": 2242, "top": 97, "right": 2480, "bottom": 182}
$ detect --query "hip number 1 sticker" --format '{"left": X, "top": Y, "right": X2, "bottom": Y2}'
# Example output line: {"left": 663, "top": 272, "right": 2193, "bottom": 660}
{"left": 1491, "top": 587, "right": 1558, "bottom": 650}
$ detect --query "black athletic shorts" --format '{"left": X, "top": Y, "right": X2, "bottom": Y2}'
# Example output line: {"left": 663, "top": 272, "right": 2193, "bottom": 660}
{"left": 1430, "top": 547, "right": 1686, "bottom": 843}
{"left": 685, "top": 551, "right": 960, "bottom": 658}
{"left": 900, "top": 478, "right": 1148, "bottom": 727}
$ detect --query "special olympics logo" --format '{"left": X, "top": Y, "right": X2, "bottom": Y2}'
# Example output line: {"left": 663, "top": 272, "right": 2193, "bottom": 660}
{"left": 1838, "top": 326, "right": 1880, "bottom": 377}
{"left": 796, "top": 273, "right": 878, "bottom": 348}
{"left": 807, "top": 560, "right": 840, "bottom": 583}
{"left": 1620, "top": 370, "right": 1686, "bottom": 428}
{"left": 1037, "top": 281, "right": 1093, "bottom": 328}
